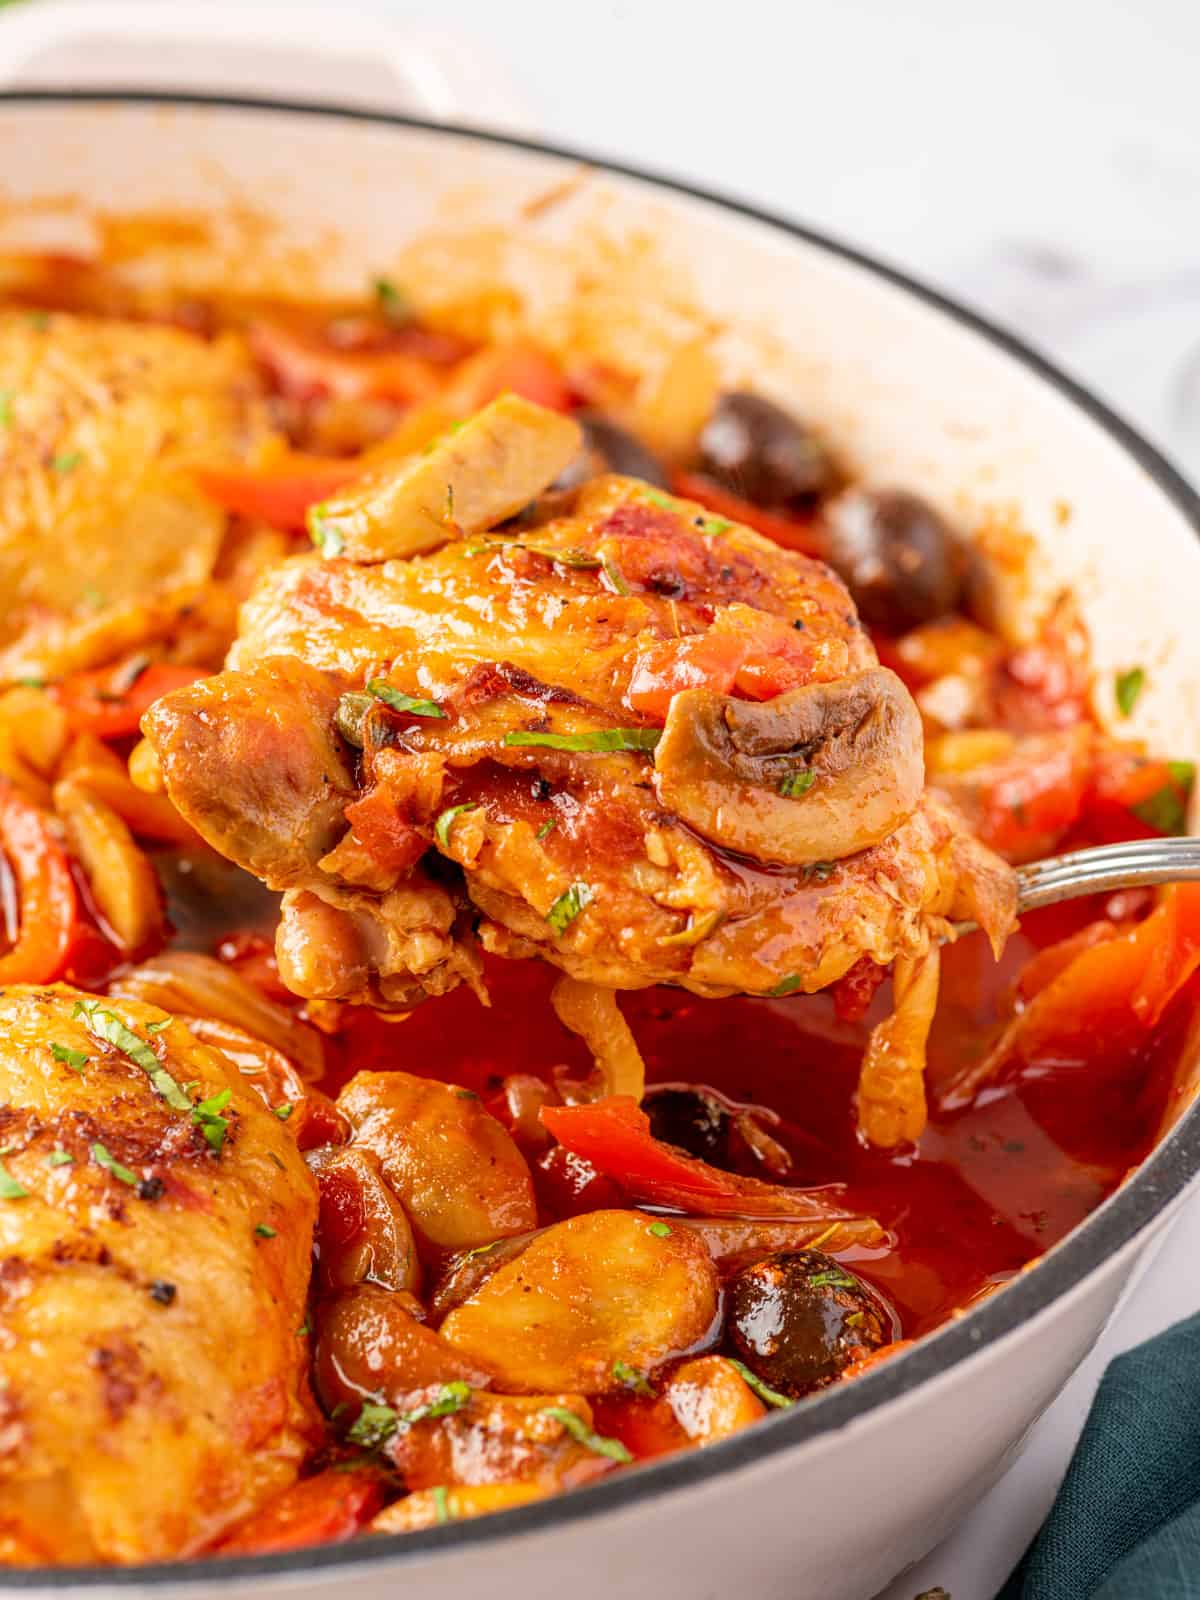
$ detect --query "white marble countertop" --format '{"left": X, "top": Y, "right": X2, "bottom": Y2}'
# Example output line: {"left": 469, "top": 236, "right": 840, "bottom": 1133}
{"left": 11, "top": 2, "right": 1200, "bottom": 1593}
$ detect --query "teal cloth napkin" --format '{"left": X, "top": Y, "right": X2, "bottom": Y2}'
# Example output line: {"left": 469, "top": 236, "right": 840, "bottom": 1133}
{"left": 998, "top": 1311, "right": 1200, "bottom": 1599}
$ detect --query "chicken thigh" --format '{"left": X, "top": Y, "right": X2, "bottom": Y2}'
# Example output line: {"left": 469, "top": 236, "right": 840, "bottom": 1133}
{"left": 0, "top": 986, "right": 317, "bottom": 1565}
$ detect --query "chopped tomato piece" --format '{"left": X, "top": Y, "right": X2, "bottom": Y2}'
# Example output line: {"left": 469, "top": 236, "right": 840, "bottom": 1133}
{"left": 952, "top": 731, "right": 1093, "bottom": 862}
{"left": 55, "top": 661, "right": 208, "bottom": 742}
{"left": 671, "top": 470, "right": 824, "bottom": 555}
{"left": 195, "top": 454, "right": 365, "bottom": 532}
{"left": 342, "top": 786, "right": 428, "bottom": 877}
{"left": 249, "top": 318, "right": 447, "bottom": 404}
{"left": 991, "top": 599, "right": 1092, "bottom": 732}
{"left": 540, "top": 1096, "right": 855, "bottom": 1221}
{"left": 213, "top": 1468, "right": 387, "bottom": 1555}
{"left": 0, "top": 783, "right": 81, "bottom": 984}
{"left": 831, "top": 956, "right": 888, "bottom": 1023}
{"left": 626, "top": 632, "right": 747, "bottom": 720}
{"left": 1085, "top": 748, "right": 1194, "bottom": 844}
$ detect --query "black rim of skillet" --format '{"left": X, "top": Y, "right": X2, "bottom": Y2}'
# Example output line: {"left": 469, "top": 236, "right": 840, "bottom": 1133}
{"left": 3, "top": 88, "right": 1200, "bottom": 1587}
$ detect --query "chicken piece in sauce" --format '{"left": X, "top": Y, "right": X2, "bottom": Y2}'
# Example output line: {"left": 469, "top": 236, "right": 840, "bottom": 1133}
{"left": 0, "top": 986, "right": 316, "bottom": 1565}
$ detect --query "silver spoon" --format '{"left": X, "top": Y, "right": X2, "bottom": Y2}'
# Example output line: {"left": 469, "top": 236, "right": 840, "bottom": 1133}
{"left": 1016, "top": 834, "right": 1200, "bottom": 913}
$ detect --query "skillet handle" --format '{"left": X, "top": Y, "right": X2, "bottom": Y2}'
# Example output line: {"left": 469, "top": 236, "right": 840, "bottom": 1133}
{"left": 0, "top": 0, "right": 534, "bottom": 131}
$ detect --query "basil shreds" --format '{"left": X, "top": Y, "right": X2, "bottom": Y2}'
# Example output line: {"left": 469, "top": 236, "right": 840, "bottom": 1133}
{"left": 374, "top": 277, "right": 411, "bottom": 325}
{"left": 535, "top": 818, "right": 558, "bottom": 840}
{"left": 612, "top": 1360, "right": 654, "bottom": 1397}
{"left": 504, "top": 728, "right": 660, "bottom": 754}
{"left": 435, "top": 802, "right": 480, "bottom": 849}
{"left": 347, "top": 1381, "right": 472, "bottom": 1451}
{"left": 72, "top": 1002, "right": 191, "bottom": 1110}
{"left": 432, "top": 1486, "right": 454, "bottom": 1524}
{"left": 546, "top": 882, "right": 594, "bottom": 936}
{"left": 49, "top": 1042, "right": 88, "bottom": 1073}
{"left": 255, "top": 1224, "right": 277, "bottom": 1239}
{"left": 367, "top": 678, "right": 446, "bottom": 719}
{"left": 768, "top": 974, "right": 803, "bottom": 997}
{"left": 91, "top": 1142, "right": 139, "bottom": 1188}
{"left": 648, "top": 1221, "right": 672, "bottom": 1238}
{"left": 1115, "top": 666, "right": 1145, "bottom": 718}
{"left": 728, "top": 1358, "right": 793, "bottom": 1410}
{"left": 779, "top": 769, "right": 816, "bottom": 798}
{"left": 46, "top": 1151, "right": 74, "bottom": 1168}
{"left": 308, "top": 507, "right": 345, "bottom": 558}
{"left": 192, "top": 1089, "right": 232, "bottom": 1153}
{"left": 540, "top": 1406, "right": 632, "bottom": 1464}
{"left": 0, "top": 1160, "right": 28, "bottom": 1200}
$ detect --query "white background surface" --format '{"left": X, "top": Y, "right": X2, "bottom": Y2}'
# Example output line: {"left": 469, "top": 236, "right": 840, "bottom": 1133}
{"left": 15, "top": 2, "right": 1200, "bottom": 1594}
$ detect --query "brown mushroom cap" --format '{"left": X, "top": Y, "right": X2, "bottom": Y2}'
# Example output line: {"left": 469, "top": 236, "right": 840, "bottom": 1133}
{"left": 652, "top": 666, "right": 924, "bottom": 866}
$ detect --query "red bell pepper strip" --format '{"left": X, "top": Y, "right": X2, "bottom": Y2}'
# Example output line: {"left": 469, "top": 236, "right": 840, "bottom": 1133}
{"left": 213, "top": 1468, "right": 386, "bottom": 1555}
{"left": 195, "top": 455, "right": 365, "bottom": 532}
{"left": 0, "top": 783, "right": 81, "bottom": 984}
{"left": 671, "top": 471, "right": 825, "bottom": 556}
{"left": 447, "top": 340, "right": 574, "bottom": 414}
{"left": 540, "top": 1096, "right": 856, "bottom": 1221}
{"left": 944, "top": 884, "right": 1200, "bottom": 1106}
{"left": 55, "top": 660, "right": 208, "bottom": 741}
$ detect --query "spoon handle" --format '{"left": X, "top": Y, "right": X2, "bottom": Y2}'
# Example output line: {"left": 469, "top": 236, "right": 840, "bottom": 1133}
{"left": 1016, "top": 836, "right": 1200, "bottom": 913}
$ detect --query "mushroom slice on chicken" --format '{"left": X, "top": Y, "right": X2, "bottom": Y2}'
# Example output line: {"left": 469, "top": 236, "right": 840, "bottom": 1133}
{"left": 654, "top": 666, "right": 924, "bottom": 865}
{"left": 0, "top": 985, "right": 316, "bottom": 1564}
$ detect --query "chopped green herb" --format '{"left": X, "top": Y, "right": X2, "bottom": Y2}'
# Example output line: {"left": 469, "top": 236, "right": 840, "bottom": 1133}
{"left": 454, "top": 1089, "right": 478, "bottom": 1101}
{"left": 612, "top": 1360, "right": 654, "bottom": 1397}
{"left": 728, "top": 1358, "right": 793, "bottom": 1410}
{"left": 51, "top": 451, "right": 81, "bottom": 474}
{"left": 26, "top": 311, "right": 50, "bottom": 331}
{"left": 535, "top": 818, "right": 558, "bottom": 840}
{"left": 1132, "top": 762, "right": 1194, "bottom": 836}
{"left": 1115, "top": 666, "right": 1145, "bottom": 718}
{"left": 46, "top": 1150, "right": 74, "bottom": 1168}
{"left": 334, "top": 691, "right": 373, "bottom": 748}
{"left": 367, "top": 678, "right": 447, "bottom": 719}
{"left": 601, "top": 556, "right": 631, "bottom": 595}
{"left": 309, "top": 506, "right": 345, "bottom": 558}
{"left": 504, "top": 727, "right": 660, "bottom": 754}
{"left": 49, "top": 1042, "right": 88, "bottom": 1073}
{"left": 72, "top": 1002, "right": 191, "bottom": 1110}
{"left": 778, "top": 768, "right": 816, "bottom": 798}
{"left": 0, "top": 1160, "right": 27, "bottom": 1200}
{"left": 806, "top": 1267, "right": 859, "bottom": 1291}
{"left": 347, "top": 1402, "right": 398, "bottom": 1449}
{"left": 546, "top": 882, "right": 594, "bottom": 936}
{"left": 15, "top": 676, "right": 45, "bottom": 689}
{"left": 697, "top": 514, "right": 732, "bottom": 537}
{"left": 643, "top": 490, "right": 676, "bottom": 510}
{"left": 432, "top": 1486, "right": 453, "bottom": 1525}
{"left": 192, "top": 1088, "right": 232, "bottom": 1153}
{"left": 512, "top": 542, "right": 602, "bottom": 569}
{"left": 435, "top": 802, "right": 480, "bottom": 849}
{"left": 657, "top": 908, "right": 724, "bottom": 949}
{"left": 91, "top": 1142, "right": 139, "bottom": 1188}
{"left": 0, "top": 390, "right": 13, "bottom": 428}
{"left": 144, "top": 1018, "right": 170, "bottom": 1035}
{"left": 274, "top": 1103, "right": 294, "bottom": 1121}
{"left": 373, "top": 276, "right": 411, "bottom": 325}
{"left": 768, "top": 974, "right": 803, "bottom": 997}
{"left": 648, "top": 1221, "right": 672, "bottom": 1238}
{"left": 397, "top": 1381, "right": 473, "bottom": 1429}
{"left": 298, "top": 1313, "right": 313, "bottom": 1338}
{"left": 540, "top": 1406, "right": 632, "bottom": 1464}
{"left": 254, "top": 1224, "right": 277, "bottom": 1239}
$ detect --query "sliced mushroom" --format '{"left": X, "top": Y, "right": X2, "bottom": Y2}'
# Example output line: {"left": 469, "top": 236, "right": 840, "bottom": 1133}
{"left": 653, "top": 666, "right": 924, "bottom": 866}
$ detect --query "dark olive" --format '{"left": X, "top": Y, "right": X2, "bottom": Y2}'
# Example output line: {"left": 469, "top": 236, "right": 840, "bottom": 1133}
{"left": 823, "top": 487, "right": 965, "bottom": 630}
{"left": 696, "top": 391, "right": 833, "bottom": 506}
{"left": 552, "top": 412, "right": 670, "bottom": 493}
{"left": 726, "top": 1249, "right": 895, "bottom": 1397}
{"left": 643, "top": 1084, "right": 733, "bottom": 1165}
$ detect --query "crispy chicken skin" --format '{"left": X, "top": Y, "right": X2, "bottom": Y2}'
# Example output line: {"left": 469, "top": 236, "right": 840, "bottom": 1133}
{"left": 0, "top": 311, "right": 267, "bottom": 679}
{"left": 0, "top": 986, "right": 317, "bottom": 1565}
{"left": 146, "top": 461, "right": 1015, "bottom": 1008}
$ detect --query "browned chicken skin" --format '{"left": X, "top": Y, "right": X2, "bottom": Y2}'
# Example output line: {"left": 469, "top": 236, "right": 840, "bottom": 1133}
{"left": 146, "top": 450, "right": 1015, "bottom": 1011}
{"left": 0, "top": 987, "right": 316, "bottom": 1565}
